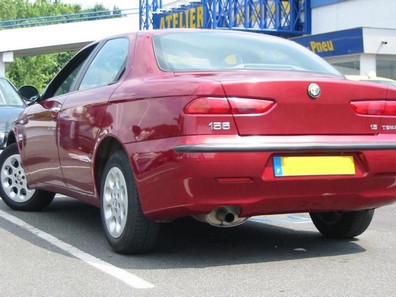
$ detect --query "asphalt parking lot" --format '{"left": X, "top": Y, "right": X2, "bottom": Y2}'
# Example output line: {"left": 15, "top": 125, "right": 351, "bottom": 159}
{"left": 0, "top": 195, "right": 395, "bottom": 297}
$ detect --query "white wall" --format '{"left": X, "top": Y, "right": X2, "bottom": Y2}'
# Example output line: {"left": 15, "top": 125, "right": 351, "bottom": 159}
{"left": 363, "top": 28, "right": 396, "bottom": 55}
{"left": 0, "top": 15, "right": 139, "bottom": 57}
{"left": 0, "top": 15, "right": 139, "bottom": 76}
{"left": 312, "top": 0, "right": 396, "bottom": 34}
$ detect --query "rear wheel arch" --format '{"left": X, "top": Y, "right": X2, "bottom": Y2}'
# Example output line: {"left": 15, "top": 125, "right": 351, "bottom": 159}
{"left": 94, "top": 136, "right": 125, "bottom": 196}
{"left": 95, "top": 139, "right": 159, "bottom": 254}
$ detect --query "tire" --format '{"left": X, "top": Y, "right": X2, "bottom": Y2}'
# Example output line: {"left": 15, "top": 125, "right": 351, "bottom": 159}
{"left": 310, "top": 209, "right": 375, "bottom": 238}
{"left": 0, "top": 143, "right": 55, "bottom": 211}
{"left": 100, "top": 150, "right": 159, "bottom": 254}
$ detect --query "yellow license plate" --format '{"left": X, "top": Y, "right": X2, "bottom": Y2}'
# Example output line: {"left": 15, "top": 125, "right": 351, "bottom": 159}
{"left": 273, "top": 156, "right": 355, "bottom": 177}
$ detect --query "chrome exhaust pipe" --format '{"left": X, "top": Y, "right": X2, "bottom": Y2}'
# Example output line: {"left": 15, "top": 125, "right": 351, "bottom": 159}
{"left": 216, "top": 207, "right": 236, "bottom": 223}
{"left": 193, "top": 206, "right": 248, "bottom": 227}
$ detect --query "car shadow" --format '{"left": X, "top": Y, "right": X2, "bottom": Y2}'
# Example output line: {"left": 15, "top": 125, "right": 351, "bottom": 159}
{"left": 134, "top": 217, "right": 365, "bottom": 269}
{"left": 0, "top": 197, "right": 367, "bottom": 270}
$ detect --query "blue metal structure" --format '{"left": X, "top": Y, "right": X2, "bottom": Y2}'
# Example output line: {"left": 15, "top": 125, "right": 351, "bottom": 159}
{"left": 139, "top": 0, "right": 311, "bottom": 37}
{"left": 139, "top": 0, "right": 163, "bottom": 32}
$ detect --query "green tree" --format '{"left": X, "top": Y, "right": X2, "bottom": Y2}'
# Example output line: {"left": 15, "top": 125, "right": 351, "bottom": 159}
{"left": 7, "top": 52, "right": 75, "bottom": 91}
{"left": 0, "top": 0, "right": 82, "bottom": 26}
{"left": 2, "top": 0, "right": 118, "bottom": 91}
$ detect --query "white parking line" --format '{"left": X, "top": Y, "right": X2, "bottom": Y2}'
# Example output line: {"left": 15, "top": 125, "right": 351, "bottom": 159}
{"left": 0, "top": 209, "right": 155, "bottom": 289}
{"left": 250, "top": 215, "right": 312, "bottom": 224}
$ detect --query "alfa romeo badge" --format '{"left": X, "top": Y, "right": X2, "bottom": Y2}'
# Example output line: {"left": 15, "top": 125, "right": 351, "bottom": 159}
{"left": 308, "top": 83, "right": 321, "bottom": 99}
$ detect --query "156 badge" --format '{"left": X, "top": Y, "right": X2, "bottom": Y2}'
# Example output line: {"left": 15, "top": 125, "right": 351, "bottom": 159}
{"left": 209, "top": 122, "right": 230, "bottom": 130}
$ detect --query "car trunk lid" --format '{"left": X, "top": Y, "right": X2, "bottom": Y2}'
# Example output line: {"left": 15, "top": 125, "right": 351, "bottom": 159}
{"left": 218, "top": 72, "right": 393, "bottom": 136}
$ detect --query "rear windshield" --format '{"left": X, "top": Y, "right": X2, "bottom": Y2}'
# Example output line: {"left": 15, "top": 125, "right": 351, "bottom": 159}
{"left": 153, "top": 31, "right": 340, "bottom": 75}
{"left": 0, "top": 78, "right": 24, "bottom": 107}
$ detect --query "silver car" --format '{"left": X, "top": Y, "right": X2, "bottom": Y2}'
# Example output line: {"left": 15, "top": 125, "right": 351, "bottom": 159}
{"left": 0, "top": 76, "right": 26, "bottom": 149}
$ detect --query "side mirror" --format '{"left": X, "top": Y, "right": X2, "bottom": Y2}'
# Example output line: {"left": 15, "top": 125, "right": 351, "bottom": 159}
{"left": 19, "top": 85, "right": 40, "bottom": 102}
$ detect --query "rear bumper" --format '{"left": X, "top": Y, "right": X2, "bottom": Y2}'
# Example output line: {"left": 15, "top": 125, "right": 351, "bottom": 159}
{"left": 129, "top": 135, "right": 396, "bottom": 221}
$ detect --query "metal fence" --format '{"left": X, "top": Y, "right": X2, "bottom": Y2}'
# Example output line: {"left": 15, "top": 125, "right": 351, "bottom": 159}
{"left": 0, "top": 8, "right": 139, "bottom": 30}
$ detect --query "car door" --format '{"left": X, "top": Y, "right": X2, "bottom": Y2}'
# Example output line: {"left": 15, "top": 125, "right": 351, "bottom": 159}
{"left": 19, "top": 45, "right": 98, "bottom": 190}
{"left": 57, "top": 37, "right": 129, "bottom": 195}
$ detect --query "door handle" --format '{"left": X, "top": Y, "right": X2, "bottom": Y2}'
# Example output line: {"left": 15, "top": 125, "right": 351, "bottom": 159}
{"left": 17, "top": 117, "right": 28, "bottom": 125}
{"left": 50, "top": 107, "right": 61, "bottom": 113}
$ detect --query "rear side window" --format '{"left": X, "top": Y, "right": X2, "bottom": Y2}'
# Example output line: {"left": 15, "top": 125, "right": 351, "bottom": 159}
{"left": 79, "top": 38, "right": 129, "bottom": 91}
{"left": 44, "top": 43, "right": 98, "bottom": 99}
{"left": 54, "top": 63, "right": 84, "bottom": 97}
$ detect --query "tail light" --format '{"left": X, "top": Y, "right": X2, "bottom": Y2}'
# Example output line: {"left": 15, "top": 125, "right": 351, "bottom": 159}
{"left": 228, "top": 97, "right": 274, "bottom": 114}
{"left": 184, "top": 97, "right": 274, "bottom": 114}
{"left": 351, "top": 100, "right": 396, "bottom": 116}
{"left": 184, "top": 97, "right": 231, "bottom": 114}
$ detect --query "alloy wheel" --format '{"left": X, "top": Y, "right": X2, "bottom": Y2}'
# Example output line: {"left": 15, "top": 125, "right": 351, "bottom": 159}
{"left": 1, "top": 153, "right": 35, "bottom": 202}
{"left": 102, "top": 167, "right": 128, "bottom": 238}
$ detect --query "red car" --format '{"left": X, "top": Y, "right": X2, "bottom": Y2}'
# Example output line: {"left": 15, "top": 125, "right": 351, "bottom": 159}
{"left": 1, "top": 29, "right": 396, "bottom": 254}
